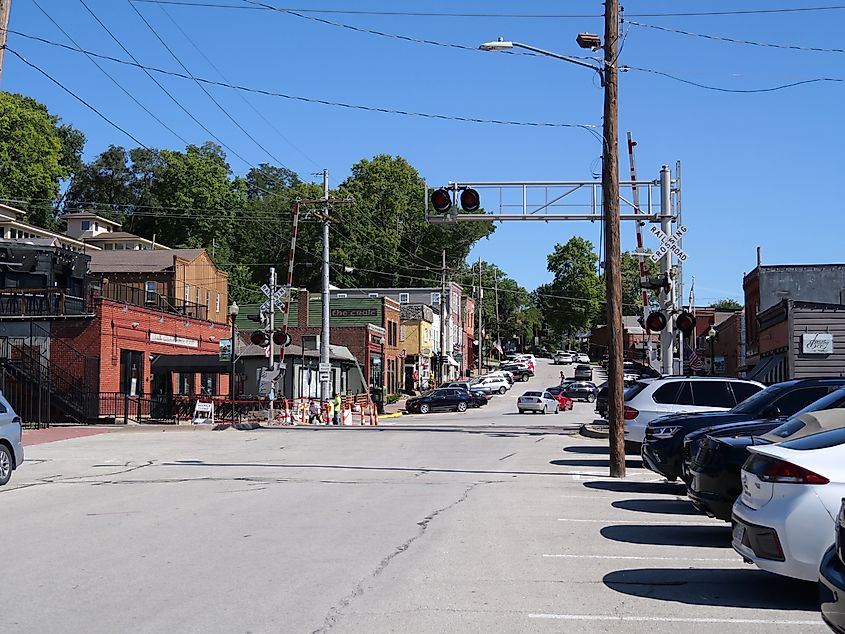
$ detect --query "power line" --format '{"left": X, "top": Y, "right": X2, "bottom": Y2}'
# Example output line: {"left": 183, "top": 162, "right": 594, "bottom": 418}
{"left": 5, "top": 47, "right": 148, "bottom": 147}
{"left": 155, "top": 2, "right": 321, "bottom": 171}
{"left": 626, "top": 65, "right": 844, "bottom": 93}
{"left": 629, "top": 20, "right": 845, "bottom": 53}
{"left": 29, "top": 0, "right": 188, "bottom": 145}
{"left": 132, "top": 1, "right": 845, "bottom": 19}
{"left": 4, "top": 28, "right": 597, "bottom": 130}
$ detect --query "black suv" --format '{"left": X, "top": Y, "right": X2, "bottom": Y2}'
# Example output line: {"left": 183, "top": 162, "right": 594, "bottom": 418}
{"left": 641, "top": 378, "right": 845, "bottom": 482}
{"left": 405, "top": 388, "right": 472, "bottom": 414}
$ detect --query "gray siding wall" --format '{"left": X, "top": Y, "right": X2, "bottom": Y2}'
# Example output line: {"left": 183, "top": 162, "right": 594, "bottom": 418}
{"left": 760, "top": 267, "right": 845, "bottom": 313}
{"left": 792, "top": 306, "right": 845, "bottom": 378}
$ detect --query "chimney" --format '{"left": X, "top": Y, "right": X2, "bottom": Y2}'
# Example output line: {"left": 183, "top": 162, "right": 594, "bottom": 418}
{"left": 756, "top": 246, "right": 762, "bottom": 268}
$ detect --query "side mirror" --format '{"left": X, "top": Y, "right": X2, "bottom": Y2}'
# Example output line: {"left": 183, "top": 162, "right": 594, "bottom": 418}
{"left": 761, "top": 404, "right": 781, "bottom": 419}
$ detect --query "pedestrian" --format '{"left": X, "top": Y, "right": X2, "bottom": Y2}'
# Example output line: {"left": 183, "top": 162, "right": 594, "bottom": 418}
{"left": 326, "top": 398, "right": 334, "bottom": 426}
{"left": 560, "top": 370, "right": 565, "bottom": 381}
{"left": 308, "top": 399, "right": 321, "bottom": 425}
{"left": 333, "top": 393, "right": 342, "bottom": 425}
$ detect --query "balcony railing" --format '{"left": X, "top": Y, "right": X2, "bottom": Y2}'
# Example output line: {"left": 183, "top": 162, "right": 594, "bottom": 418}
{"left": 101, "top": 282, "right": 208, "bottom": 321}
{"left": 0, "top": 288, "right": 88, "bottom": 317}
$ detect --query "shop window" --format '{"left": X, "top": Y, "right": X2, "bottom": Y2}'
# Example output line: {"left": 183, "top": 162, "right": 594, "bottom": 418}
{"left": 200, "top": 373, "right": 217, "bottom": 395}
{"left": 119, "top": 349, "right": 144, "bottom": 396}
{"left": 177, "top": 373, "right": 194, "bottom": 395}
{"left": 145, "top": 281, "right": 156, "bottom": 304}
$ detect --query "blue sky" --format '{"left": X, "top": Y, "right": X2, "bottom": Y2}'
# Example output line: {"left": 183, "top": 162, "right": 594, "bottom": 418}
{"left": 3, "top": 1, "right": 844, "bottom": 303}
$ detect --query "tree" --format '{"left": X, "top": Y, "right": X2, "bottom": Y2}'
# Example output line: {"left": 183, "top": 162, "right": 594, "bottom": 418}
{"left": 620, "top": 251, "right": 659, "bottom": 316}
{"left": 0, "top": 91, "right": 84, "bottom": 228}
{"left": 712, "top": 298, "right": 742, "bottom": 310}
{"left": 541, "top": 237, "right": 605, "bottom": 336}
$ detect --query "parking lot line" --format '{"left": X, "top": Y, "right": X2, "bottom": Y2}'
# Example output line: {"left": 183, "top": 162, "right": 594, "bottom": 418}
{"left": 557, "top": 518, "right": 715, "bottom": 525}
{"left": 528, "top": 614, "right": 824, "bottom": 626}
{"left": 541, "top": 554, "right": 740, "bottom": 563}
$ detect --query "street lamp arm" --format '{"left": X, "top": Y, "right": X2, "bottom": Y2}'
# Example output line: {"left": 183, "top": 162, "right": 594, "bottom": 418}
{"left": 510, "top": 41, "right": 604, "bottom": 81}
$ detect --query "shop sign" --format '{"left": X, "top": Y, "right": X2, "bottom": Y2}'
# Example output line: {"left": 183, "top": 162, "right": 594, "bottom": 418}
{"left": 150, "top": 332, "right": 199, "bottom": 348}
{"left": 802, "top": 333, "right": 834, "bottom": 354}
{"left": 332, "top": 308, "right": 378, "bottom": 318}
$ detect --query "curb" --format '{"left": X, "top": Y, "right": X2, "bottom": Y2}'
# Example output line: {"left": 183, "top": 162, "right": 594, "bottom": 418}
{"left": 379, "top": 412, "right": 404, "bottom": 419}
{"left": 580, "top": 423, "right": 610, "bottom": 439}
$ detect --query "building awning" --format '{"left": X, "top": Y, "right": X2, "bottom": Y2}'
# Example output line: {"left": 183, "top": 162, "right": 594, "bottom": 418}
{"left": 150, "top": 354, "right": 231, "bottom": 373}
{"left": 745, "top": 353, "right": 785, "bottom": 384}
{"left": 446, "top": 354, "right": 460, "bottom": 367}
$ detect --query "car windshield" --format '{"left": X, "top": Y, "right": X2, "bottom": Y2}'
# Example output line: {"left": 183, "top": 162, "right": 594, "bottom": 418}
{"left": 523, "top": 392, "right": 542, "bottom": 397}
{"left": 792, "top": 386, "right": 845, "bottom": 418}
{"left": 780, "top": 426, "right": 845, "bottom": 450}
{"left": 730, "top": 384, "right": 784, "bottom": 415}
{"left": 624, "top": 381, "right": 649, "bottom": 401}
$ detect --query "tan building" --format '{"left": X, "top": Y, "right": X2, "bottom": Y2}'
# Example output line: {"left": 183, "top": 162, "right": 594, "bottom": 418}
{"left": 90, "top": 249, "right": 229, "bottom": 324}
{"left": 64, "top": 211, "right": 170, "bottom": 251}
{"left": 0, "top": 204, "right": 91, "bottom": 252}
{"left": 400, "top": 303, "right": 435, "bottom": 390}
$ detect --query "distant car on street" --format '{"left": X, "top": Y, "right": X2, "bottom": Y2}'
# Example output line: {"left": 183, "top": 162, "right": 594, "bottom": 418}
{"left": 406, "top": 388, "right": 472, "bottom": 414}
{"left": 518, "top": 391, "right": 560, "bottom": 415}
{"left": 563, "top": 381, "right": 598, "bottom": 403}
{"left": 576, "top": 353, "right": 591, "bottom": 364}
{"left": 553, "top": 352, "right": 573, "bottom": 365}
{"left": 574, "top": 364, "right": 593, "bottom": 381}
{"left": 545, "top": 386, "right": 574, "bottom": 411}
{"left": 0, "top": 392, "right": 24, "bottom": 486}
{"left": 473, "top": 376, "right": 510, "bottom": 395}
{"left": 500, "top": 363, "right": 532, "bottom": 382}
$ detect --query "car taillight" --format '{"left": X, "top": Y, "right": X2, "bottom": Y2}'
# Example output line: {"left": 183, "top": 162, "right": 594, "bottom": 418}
{"left": 623, "top": 406, "right": 639, "bottom": 420}
{"left": 746, "top": 454, "right": 829, "bottom": 485}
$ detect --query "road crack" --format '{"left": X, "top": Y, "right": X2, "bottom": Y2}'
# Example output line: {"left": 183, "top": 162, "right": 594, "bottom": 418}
{"left": 313, "top": 480, "right": 486, "bottom": 633}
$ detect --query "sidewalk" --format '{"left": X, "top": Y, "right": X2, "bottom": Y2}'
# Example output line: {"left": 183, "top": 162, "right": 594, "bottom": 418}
{"left": 382, "top": 395, "right": 410, "bottom": 418}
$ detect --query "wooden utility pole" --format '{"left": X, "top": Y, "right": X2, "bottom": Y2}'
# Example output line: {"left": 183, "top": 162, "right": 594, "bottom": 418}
{"left": 0, "top": 0, "right": 12, "bottom": 85}
{"left": 603, "top": 0, "right": 625, "bottom": 478}
{"left": 439, "top": 249, "right": 447, "bottom": 383}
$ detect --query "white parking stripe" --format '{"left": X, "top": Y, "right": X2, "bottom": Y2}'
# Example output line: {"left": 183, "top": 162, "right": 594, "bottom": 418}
{"left": 542, "top": 554, "right": 739, "bottom": 562}
{"left": 528, "top": 614, "right": 824, "bottom": 626}
{"left": 557, "top": 518, "right": 717, "bottom": 525}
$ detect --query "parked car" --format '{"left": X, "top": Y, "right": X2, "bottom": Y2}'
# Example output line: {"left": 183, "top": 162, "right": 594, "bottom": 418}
{"left": 576, "top": 353, "right": 590, "bottom": 364}
{"left": 624, "top": 376, "right": 765, "bottom": 448}
{"left": 545, "top": 386, "right": 574, "bottom": 411}
{"left": 0, "top": 392, "right": 24, "bottom": 486}
{"left": 819, "top": 499, "right": 845, "bottom": 632}
{"left": 601, "top": 354, "right": 609, "bottom": 369}
{"left": 732, "top": 426, "right": 845, "bottom": 581}
{"left": 688, "top": 404, "right": 845, "bottom": 522}
{"left": 554, "top": 352, "right": 573, "bottom": 365}
{"left": 473, "top": 376, "right": 510, "bottom": 395}
{"left": 574, "top": 364, "right": 593, "bottom": 381}
{"left": 445, "top": 381, "right": 493, "bottom": 398}
{"left": 500, "top": 363, "right": 532, "bottom": 382}
{"left": 518, "top": 391, "right": 560, "bottom": 414}
{"left": 563, "top": 381, "right": 598, "bottom": 402}
{"left": 406, "top": 388, "right": 472, "bottom": 414}
{"left": 641, "top": 378, "right": 845, "bottom": 482}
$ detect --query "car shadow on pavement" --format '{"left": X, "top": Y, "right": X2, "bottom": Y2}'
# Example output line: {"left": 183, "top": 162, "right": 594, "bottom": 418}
{"left": 600, "top": 523, "right": 731, "bottom": 548}
{"left": 550, "top": 458, "right": 644, "bottom": 469}
{"left": 603, "top": 567, "right": 819, "bottom": 611}
{"left": 611, "top": 498, "right": 702, "bottom": 516}
{"left": 583, "top": 480, "right": 687, "bottom": 495}
{"left": 563, "top": 445, "right": 609, "bottom": 455}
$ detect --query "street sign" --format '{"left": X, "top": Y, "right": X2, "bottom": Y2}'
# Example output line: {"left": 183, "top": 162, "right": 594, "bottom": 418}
{"left": 649, "top": 225, "right": 688, "bottom": 262}
{"left": 318, "top": 362, "right": 331, "bottom": 383}
{"left": 259, "top": 284, "right": 288, "bottom": 312}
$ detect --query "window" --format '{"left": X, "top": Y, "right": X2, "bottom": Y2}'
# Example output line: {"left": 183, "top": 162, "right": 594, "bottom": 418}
{"left": 94, "top": 222, "right": 99, "bottom": 231}
{"left": 770, "top": 386, "right": 832, "bottom": 417}
{"left": 104, "top": 243, "right": 114, "bottom": 250}
{"left": 652, "top": 382, "right": 680, "bottom": 404}
{"left": 184, "top": 284, "right": 190, "bottom": 303}
{"left": 399, "top": 292, "right": 409, "bottom": 303}
{"left": 368, "top": 292, "right": 379, "bottom": 298}
{"left": 199, "top": 373, "right": 217, "bottom": 395}
{"left": 145, "top": 281, "right": 156, "bottom": 304}
{"left": 691, "top": 381, "right": 734, "bottom": 408}
{"left": 216, "top": 292, "right": 220, "bottom": 313}
{"left": 336, "top": 293, "right": 347, "bottom": 299}
{"left": 431, "top": 292, "right": 441, "bottom": 305}
{"left": 177, "top": 373, "right": 194, "bottom": 395}
{"left": 119, "top": 350, "right": 144, "bottom": 396}
{"left": 196, "top": 288, "right": 200, "bottom": 305}
{"left": 81, "top": 220, "right": 90, "bottom": 231}
{"left": 206, "top": 290, "right": 211, "bottom": 309}
{"left": 400, "top": 325, "right": 407, "bottom": 341}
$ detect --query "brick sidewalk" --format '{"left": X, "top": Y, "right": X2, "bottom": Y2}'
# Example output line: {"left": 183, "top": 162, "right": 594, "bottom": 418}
{"left": 23, "top": 427, "right": 118, "bottom": 446}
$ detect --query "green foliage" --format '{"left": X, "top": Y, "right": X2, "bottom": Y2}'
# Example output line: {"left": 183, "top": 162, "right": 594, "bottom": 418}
{"left": 0, "top": 91, "right": 84, "bottom": 228}
{"left": 621, "top": 250, "right": 660, "bottom": 316}
{"left": 711, "top": 298, "right": 742, "bottom": 310}
{"left": 541, "top": 237, "right": 604, "bottom": 336}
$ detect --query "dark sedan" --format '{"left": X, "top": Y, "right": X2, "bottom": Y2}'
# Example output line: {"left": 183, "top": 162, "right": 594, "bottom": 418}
{"left": 405, "top": 388, "right": 472, "bottom": 414}
{"left": 640, "top": 378, "right": 845, "bottom": 482}
{"left": 574, "top": 364, "right": 593, "bottom": 381}
{"left": 820, "top": 500, "right": 845, "bottom": 633}
{"left": 563, "top": 381, "right": 598, "bottom": 402}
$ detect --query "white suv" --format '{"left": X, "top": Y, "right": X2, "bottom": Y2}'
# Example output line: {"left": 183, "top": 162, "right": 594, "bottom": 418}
{"left": 624, "top": 377, "right": 764, "bottom": 445}
{"left": 0, "top": 392, "right": 24, "bottom": 486}
{"left": 475, "top": 376, "right": 510, "bottom": 395}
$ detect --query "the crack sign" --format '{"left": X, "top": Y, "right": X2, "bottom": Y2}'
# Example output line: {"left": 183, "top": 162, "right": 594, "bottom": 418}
{"left": 649, "top": 224, "right": 689, "bottom": 262}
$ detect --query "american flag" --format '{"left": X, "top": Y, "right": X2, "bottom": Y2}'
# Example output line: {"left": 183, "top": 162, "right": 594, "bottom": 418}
{"left": 688, "top": 345, "right": 705, "bottom": 373}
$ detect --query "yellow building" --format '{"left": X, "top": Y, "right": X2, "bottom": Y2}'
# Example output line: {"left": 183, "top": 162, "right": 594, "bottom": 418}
{"left": 400, "top": 304, "right": 435, "bottom": 391}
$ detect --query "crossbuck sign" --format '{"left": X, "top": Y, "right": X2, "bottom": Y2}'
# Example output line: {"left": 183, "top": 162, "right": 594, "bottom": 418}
{"left": 649, "top": 225, "right": 688, "bottom": 263}
{"left": 259, "top": 283, "right": 287, "bottom": 313}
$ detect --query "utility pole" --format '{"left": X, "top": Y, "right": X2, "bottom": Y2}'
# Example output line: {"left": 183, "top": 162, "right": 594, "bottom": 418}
{"left": 440, "top": 249, "right": 447, "bottom": 383}
{"left": 320, "top": 168, "right": 330, "bottom": 404}
{"left": 603, "top": 0, "right": 626, "bottom": 479}
{"left": 0, "top": 0, "right": 11, "bottom": 84}
{"left": 477, "top": 258, "right": 482, "bottom": 375}
{"left": 659, "top": 165, "right": 674, "bottom": 375}
{"left": 494, "top": 273, "right": 501, "bottom": 358}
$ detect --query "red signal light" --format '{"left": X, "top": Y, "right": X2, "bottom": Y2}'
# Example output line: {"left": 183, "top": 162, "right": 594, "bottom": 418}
{"left": 460, "top": 188, "right": 480, "bottom": 212}
{"left": 645, "top": 311, "right": 667, "bottom": 332}
{"left": 675, "top": 311, "right": 697, "bottom": 337}
{"left": 250, "top": 330, "right": 269, "bottom": 346}
{"left": 430, "top": 188, "right": 453, "bottom": 214}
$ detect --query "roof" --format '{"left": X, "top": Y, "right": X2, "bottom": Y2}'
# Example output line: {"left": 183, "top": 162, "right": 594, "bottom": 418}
{"left": 0, "top": 203, "right": 25, "bottom": 218}
{"left": 63, "top": 212, "right": 121, "bottom": 226}
{"left": 89, "top": 248, "right": 207, "bottom": 273}
{"left": 238, "top": 339, "right": 356, "bottom": 362}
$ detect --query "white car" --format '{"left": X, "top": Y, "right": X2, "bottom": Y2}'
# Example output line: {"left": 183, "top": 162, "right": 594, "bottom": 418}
{"left": 554, "top": 352, "right": 573, "bottom": 365}
{"left": 518, "top": 391, "right": 559, "bottom": 414}
{"left": 732, "top": 427, "right": 845, "bottom": 581}
{"left": 576, "top": 353, "right": 591, "bottom": 364}
{"left": 0, "top": 392, "right": 24, "bottom": 487}
{"left": 623, "top": 377, "right": 764, "bottom": 445}
{"left": 474, "top": 376, "right": 510, "bottom": 395}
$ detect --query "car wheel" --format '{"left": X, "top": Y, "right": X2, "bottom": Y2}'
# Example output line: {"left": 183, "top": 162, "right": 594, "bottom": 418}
{"left": 456, "top": 402, "right": 468, "bottom": 413}
{"left": 518, "top": 409, "right": 525, "bottom": 414}
{"left": 587, "top": 393, "right": 596, "bottom": 403}
{"left": 555, "top": 405, "right": 560, "bottom": 414}
{"left": 499, "top": 386, "right": 507, "bottom": 395}
{"left": 542, "top": 405, "right": 547, "bottom": 415}
{"left": 419, "top": 403, "right": 430, "bottom": 414}
{"left": 0, "top": 444, "right": 12, "bottom": 486}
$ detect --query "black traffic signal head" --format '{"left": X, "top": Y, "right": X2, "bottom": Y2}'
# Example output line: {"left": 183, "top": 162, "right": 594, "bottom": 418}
{"left": 460, "top": 188, "right": 480, "bottom": 212}
{"left": 272, "top": 330, "right": 292, "bottom": 347}
{"left": 250, "top": 330, "right": 269, "bottom": 346}
{"left": 675, "top": 311, "right": 697, "bottom": 337}
{"left": 645, "top": 311, "right": 667, "bottom": 332}
{"left": 430, "top": 188, "right": 453, "bottom": 214}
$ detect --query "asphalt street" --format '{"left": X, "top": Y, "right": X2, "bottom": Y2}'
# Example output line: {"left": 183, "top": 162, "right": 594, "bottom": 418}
{"left": 0, "top": 361, "right": 824, "bottom": 633}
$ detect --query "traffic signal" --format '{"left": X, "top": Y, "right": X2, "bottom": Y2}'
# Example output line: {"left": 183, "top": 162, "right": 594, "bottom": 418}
{"left": 430, "top": 188, "right": 453, "bottom": 214}
{"left": 675, "top": 311, "right": 697, "bottom": 337}
{"left": 645, "top": 311, "right": 667, "bottom": 332}
{"left": 640, "top": 274, "right": 670, "bottom": 293}
{"left": 272, "top": 330, "right": 292, "bottom": 347}
{"left": 250, "top": 330, "right": 270, "bottom": 346}
{"left": 460, "top": 188, "right": 480, "bottom": 212}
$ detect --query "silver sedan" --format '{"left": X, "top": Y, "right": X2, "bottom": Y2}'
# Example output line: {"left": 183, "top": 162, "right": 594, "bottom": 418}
{"left": 517, "top": 391, "right": 560, "bottom": 414}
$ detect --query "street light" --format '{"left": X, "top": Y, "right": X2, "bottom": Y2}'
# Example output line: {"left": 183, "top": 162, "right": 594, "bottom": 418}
{"left": 229, "top": 301, "right": 239, "bottom": 421}
{"left": 478, "top": 9, "right": 625, "bottom": 479}
{"left": 707, "top": 326, "right": 717, "bottom": 376}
